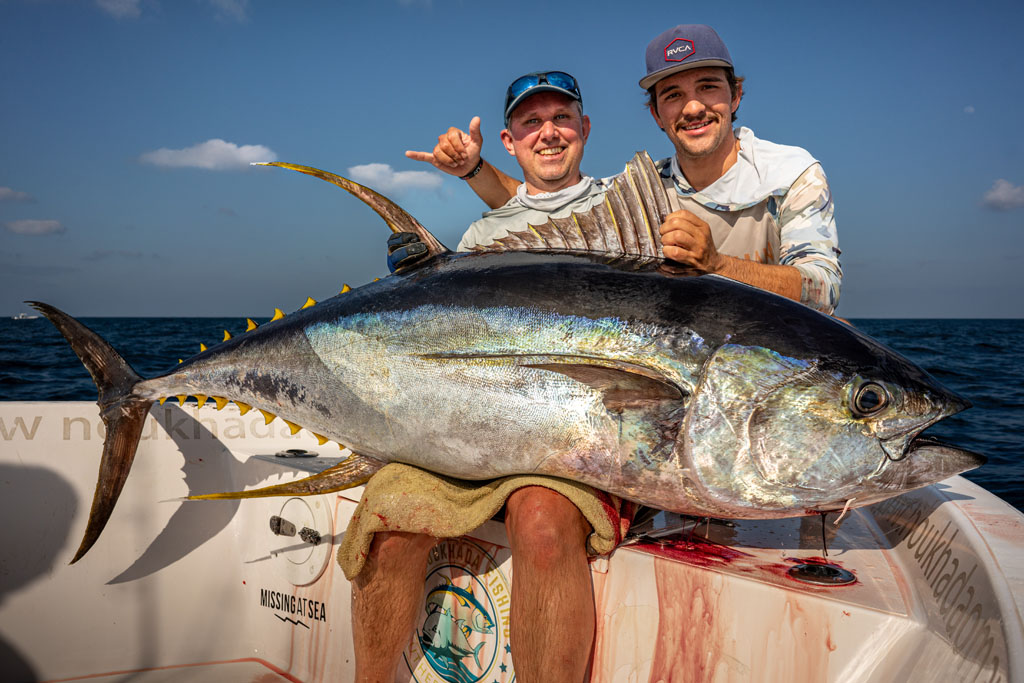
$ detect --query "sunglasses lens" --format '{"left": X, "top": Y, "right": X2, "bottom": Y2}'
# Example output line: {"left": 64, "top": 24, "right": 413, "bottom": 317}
{"left": 507, "top": 75, "right": 541, "bottom": 101}
{"left": 504, "top": 71, "right": 581, "bottom": 121}
{"left": 545, "top": 72, "right": 578, "bottom": 94}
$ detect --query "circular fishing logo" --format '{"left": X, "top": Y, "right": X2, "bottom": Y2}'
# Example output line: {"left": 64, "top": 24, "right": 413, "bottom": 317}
{"left": 403, "top": 538, "right": 515, "bottom": 683}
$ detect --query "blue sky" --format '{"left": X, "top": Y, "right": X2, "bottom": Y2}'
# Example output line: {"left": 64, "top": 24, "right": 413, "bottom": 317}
{"left": 1, "top": 0, "right": 1022, "bottom": 317}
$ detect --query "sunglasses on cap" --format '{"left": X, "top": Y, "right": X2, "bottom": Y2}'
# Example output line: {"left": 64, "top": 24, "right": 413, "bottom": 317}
{"left": 503, "top": 71, "right": 582, "bottom": 125}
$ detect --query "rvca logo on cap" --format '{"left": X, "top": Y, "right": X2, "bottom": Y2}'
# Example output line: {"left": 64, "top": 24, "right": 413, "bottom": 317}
{"left": 665, "top": 38, "right": 694, "bottom": 62}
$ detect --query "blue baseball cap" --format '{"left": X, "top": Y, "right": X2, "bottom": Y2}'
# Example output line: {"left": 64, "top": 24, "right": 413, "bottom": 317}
{"left": 639, "top": 24, "right": 734, "bottom": 90}
{"left": 504, "top": 71, "right": 582, "bottom": 126}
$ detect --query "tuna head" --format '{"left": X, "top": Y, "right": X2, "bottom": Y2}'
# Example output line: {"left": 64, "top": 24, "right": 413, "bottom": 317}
{"left": 682, "top": 340, "right": 983, "bottom": 518}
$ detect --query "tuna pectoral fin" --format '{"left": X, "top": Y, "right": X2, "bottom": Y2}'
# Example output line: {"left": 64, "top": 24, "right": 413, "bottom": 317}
{"left": 187, "top": 454, "right": 385, "bottom": 500}
{"left": 524, "top": 362, "right": 684, "bottom": 412}
{"left": 28, "top": 301, "right": 151, "bottom": 564}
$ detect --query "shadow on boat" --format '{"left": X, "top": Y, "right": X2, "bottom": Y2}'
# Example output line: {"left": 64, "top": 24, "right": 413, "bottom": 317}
{"left": 0, "top": 404, "right": 320, "bottom": 588}
{"left": 109, "top": 405, "right": 311, "bottom": 585}
{"left": 623, "top": 480, "right": 978, "bottom": 559}
{"left": 0, "top": 464, "right": 75, "bottom": 682}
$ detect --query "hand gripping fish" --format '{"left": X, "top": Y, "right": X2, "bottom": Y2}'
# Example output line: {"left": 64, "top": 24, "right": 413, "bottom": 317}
{"left": 31, "top": 153, "right": 984, "bottom": 564}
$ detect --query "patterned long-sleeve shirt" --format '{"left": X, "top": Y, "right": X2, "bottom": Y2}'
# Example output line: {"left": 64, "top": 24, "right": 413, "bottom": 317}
{"left": 657, "top": 127, "right": 841, "bottom": 314}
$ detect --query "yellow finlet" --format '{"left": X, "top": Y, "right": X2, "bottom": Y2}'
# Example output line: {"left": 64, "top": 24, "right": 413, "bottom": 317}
{"left": 159, "top": 397, "right": 168, "bottom": 405}
{"left": 338, "top": 442, "right": 347, "bottom": 451}
{"left": 282, "top": 419, "right": 302, "bottom": 435}
{"left": 200, "top": 343, "right": 208, "bottom": 352}
{"left": 259, "top": 409, "right": 276, "bottom": 425}
{"left": 222, "top": 330, "right": 232, "bottom": 341}
{"left": 340, "top": 284, "right": 352, "bottom": 293}
{"left": 313, "top": 432, "right": 329, "bottom": 446}
{"left": 176, "top": 395, "right": 187, "bottom": 406}
{"left": 373, "top": 278, "right": 380, "bottom": 282}
{"left": 213, "top": 396, "right": 229, "bottom": 410}
{"left": 271, "top": 308, "right": 285, "bottom": 321}
{"left": 178, "top": 359, "right": 183, "bottom": 364}
{"left": 235, "top": 401, "right": 252, "bottom": 415}
{"left": 194, "top": 394, "right": 208, "bottom": 408}
{"left": 301, "top": 296, "right": 316, "bottom": 309}
{"left": 246, "top": 318, "right": 259, "bottom": 331}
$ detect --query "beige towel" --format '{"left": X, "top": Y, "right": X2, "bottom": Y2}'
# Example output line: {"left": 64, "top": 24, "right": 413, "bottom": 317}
{"left": 337, "top": 463, "right": 636, "bottom": 580}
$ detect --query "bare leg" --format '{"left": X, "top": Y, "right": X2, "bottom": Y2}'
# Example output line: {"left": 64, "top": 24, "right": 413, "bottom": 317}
{"left": 505, "top": 486, "right": 595, "bottom": 683}
{"left": 352, "top": 531, "right": 437, "bottom": 683}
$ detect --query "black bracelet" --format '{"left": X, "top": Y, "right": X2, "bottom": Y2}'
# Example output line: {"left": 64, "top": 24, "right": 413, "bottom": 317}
{"left": 460, "top": 159, "right": 484, "bottom": 180}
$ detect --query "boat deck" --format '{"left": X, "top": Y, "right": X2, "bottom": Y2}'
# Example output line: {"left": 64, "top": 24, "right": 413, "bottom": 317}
{"left": 0, "top": 402, "right": 1020, "bottom": 682}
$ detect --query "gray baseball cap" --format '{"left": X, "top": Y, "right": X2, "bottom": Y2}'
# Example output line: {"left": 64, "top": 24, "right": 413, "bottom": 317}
{"left": 640, "top": 24, "right": 734, "bottom": 90}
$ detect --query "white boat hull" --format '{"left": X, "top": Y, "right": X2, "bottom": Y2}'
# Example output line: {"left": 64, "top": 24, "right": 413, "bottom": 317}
{"left": 0, "top": 402, "right": 1021, "bottom": 682}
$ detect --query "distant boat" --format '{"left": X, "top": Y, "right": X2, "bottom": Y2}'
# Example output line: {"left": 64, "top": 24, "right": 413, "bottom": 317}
{"left": 11, "top": 312, "right": 38, "bottom": 320}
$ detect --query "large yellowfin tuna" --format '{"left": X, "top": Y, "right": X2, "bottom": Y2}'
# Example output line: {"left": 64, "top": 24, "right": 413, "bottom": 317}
{"left": 32, "top": 153, "right": 983, "bottom": 564}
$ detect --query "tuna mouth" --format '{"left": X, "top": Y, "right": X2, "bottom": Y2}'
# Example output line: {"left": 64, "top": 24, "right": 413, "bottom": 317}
{"left": 873, "top": 435, "right": 986, "bottom": 492}
{"left": 881, "top": 431, "right": 922, "bottom": 462}
{"left": 880, "top": 392, "right": 972, "bottom": 462}
{"left": 880, "top": 420, "right": 946, "bottom": 462}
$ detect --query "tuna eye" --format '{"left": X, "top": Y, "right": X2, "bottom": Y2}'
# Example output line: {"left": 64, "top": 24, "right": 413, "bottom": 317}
{"left": 853, "top": 383, "right": 888, "bottom": 416}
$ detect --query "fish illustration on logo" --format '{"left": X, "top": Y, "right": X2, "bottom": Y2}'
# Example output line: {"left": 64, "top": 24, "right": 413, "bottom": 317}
{"left": 405, "top": 538, "right": 514, "bottom": 683}
{"left": 420, "top": 576, "right": 495, "bottom": 680}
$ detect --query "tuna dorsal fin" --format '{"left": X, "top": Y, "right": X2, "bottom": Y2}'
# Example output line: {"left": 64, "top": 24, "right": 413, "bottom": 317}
{"left": 469, "top": 151, "right": 670, "bottom": 261}
{"left": 255, "top": 161, "right": 449, "bottom": 260}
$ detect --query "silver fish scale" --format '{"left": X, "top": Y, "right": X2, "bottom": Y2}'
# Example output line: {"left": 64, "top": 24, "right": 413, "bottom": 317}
{"left": 301, "top": 305, "right": 701, "bottom": 488}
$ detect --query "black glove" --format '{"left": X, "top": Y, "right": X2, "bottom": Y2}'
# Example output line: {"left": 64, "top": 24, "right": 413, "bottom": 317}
{"left": 387, "top": 232, "right": 429, "bottom": 273}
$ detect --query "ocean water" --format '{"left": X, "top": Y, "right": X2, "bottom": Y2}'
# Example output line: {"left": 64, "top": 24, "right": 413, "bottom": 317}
{"left": 1, "top": 315, "right": 1021, "bottom": 512}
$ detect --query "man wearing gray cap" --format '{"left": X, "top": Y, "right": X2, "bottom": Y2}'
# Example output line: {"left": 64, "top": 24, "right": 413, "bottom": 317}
{"left": 411, "top": 24, "right": 842, "bottom": 316}
{"left": 640, "top": 24, "right": 841, "bottom": 313}
{"left": 382, "top": 25, "right": 842, "bottom": 681}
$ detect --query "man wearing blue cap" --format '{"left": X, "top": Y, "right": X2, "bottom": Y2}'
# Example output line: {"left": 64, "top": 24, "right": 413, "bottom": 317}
{"left": 400, "top": 70, "right": 609, "bottom": 256}
{"left": 354, "top": 70, "right": 620, "bottom": 683}
{"left": 408, "top": 24, "right": 841, "bottom": 316}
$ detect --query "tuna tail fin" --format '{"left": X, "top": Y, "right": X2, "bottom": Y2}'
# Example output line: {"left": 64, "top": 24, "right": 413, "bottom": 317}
{"left": 28, "top": 301, "right": 152, "bottom": 564}
{"left": 253, "top": 161, "right": 450, "bottom": 260}
{"left": 186, "top": 453, "right": 385, "bottom": 500}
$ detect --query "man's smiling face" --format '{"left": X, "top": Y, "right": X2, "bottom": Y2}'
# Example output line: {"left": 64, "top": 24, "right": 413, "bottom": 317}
{"left": 501, "top": 91, "right": 590, "bottom": 194}
{"left": 649, "top": 66, "right": 741, "bottom": 164}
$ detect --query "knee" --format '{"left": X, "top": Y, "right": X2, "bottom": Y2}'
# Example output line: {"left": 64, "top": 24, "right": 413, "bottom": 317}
{"left": 505, "top": 488, "right": 589, "bottom": 566}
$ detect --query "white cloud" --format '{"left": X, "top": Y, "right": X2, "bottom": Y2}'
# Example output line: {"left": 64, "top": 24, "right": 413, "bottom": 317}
{"left": 4, "top": 220, "right": 65, "bottom": 235}
{"left": 964, "top": 105, "right": 975, "bottom": 114}
{"left": 347, "top": 163, "right": 443, "bottom": 194}
{"left": 982, "top": 179, "right": 1024, "bottom": 211}
{"left": 0, "top": 187, "right": 33, "bottom": 202}
{"left": 96, "top": 0, "right": 142, "bottom": 19}
{"left": 140, "top": 139, "right": 277, "bottom": 171}
{"left": 208, "top": 0, "right": 249, "bottom": 21}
